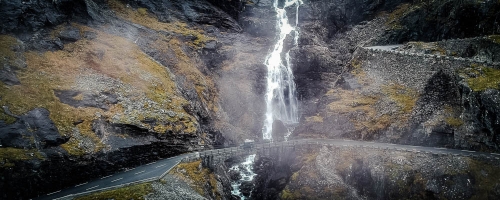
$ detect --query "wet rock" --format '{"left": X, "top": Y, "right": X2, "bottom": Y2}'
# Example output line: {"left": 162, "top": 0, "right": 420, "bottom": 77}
{"left": 0, "top": 108, "right": 66, "bottom": 148}
{"left": 272, "top": 120, "right": 287, "bottom": 142}
{"left": 0, "top": 67, "right": 20, "bottom": 85}
{"left": 382, "top": 0, "right": 500, "bottom": 43}
{"left": 204, "top": 40, "right": 217, "bottom": 50}
{"left": 54, "top": 90, "right": 118, "bottom": 111}
{"left": 59, "top": 26, "right": 81, "bottom": 42}
{"left": 229, "top": 170, "right": 242, "bottom": 181}
{"left": 239, "top": 181, "right": 253, "bottom": 197}
{"left": 0, "top": 0, "right": 95, "bottom": 34}
{"left": 124, "top": 0, "right": 242, "bottom": 32}
{"left": 83, "top": 31, "right": 97, "bottom": 40}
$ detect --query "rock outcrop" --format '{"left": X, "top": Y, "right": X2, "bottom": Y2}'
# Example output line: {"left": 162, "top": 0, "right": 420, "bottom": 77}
{"left": 0, "top": 0, "right": 270, "bottom": 199}
{"left": 1, "top": 0, "right": 500, "bottom": 199}
{"left": 279, "top": 146, "right": 500, "bottom": 200}
{"left": 290, "top": 0, "right": 500, "bottom": 152}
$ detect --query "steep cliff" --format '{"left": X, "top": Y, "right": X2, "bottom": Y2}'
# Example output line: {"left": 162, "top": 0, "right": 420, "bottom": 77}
{"left": 291, "top": 0, "right": 500, "bottom": 152}
{"left": 2, "top": 0, "right": 500, "bottom": 199}
{"left": 0, "top": 0, "right": 269, "bottom": 199}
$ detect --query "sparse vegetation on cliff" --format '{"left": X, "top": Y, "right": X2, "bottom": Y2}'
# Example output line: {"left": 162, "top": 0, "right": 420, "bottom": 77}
{"left": 170, "top": 160, "right": 220, "bottom": 199}
{"left": 461, "top": 64, "right": 500, "bottom": 91}
{"left": 75, "top": 182, "right": 153, "bottom": 200}
{"left": 107, "top": 0, "right": 213, "bottom": 47}
{"left": 383, "top": 84, "right": 419, "bottom": 114}
{"left": 0, "top": 24, "right": 200, "bottom": 155}
{"left": 0, "top": 147, "right": 44, "bottom": 168}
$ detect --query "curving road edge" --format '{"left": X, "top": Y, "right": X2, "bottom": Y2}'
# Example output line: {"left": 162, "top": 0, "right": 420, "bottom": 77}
{"left": 38, "top": 139, "right": 500, "bottom": 200}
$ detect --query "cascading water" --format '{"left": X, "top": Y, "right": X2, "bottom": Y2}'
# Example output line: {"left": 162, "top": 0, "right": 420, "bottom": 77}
{"left": 230, "top": 0, "right": 303, "bottom": 199}
{"left": 262, "top": 0, "right": 302, "bottom": 141}
{"left": 229, "top": 154, "right": 257, "bottom": 198}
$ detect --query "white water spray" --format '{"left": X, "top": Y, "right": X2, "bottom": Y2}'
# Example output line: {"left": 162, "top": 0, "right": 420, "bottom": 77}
{"left": 230, "top": 154, "right": 257, "bottom": 199}
{"left": 262, "top": 0, "right": 303, "bottom": 140}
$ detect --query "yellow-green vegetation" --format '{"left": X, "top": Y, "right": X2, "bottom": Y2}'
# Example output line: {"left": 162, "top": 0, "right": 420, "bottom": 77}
{"left": 351, "top": 58, "right": 362, "bottom": 69}
{"left": 305, "top": 115, "right": 323, "bottom": 123}
{"left": 406, "top": 41, "right": 446, "bottom": 55}
{"left": 108, "top": 0, "right": 220, "bottom": 120}
{"left": 385, "top": 3, "right": 412, "bottom": 30}
{"left": 0, "top": 35, "right": 23, "bottom": 124}
{"left": 445, "top": 117, "right": 464, "bottom": 127}
{"left": 382, "top": 84, "right": 419, "bottom": 114}
{"left": 0, "top": 147, "right": 44, "bottom": 168}
{"left": 281, "top": 151, "right": 349, "bottom": 199}
{"left": 152, "top": 36, "right": 220, "bottom": 115}
{"left": 107, "top": 0, "right": 213, "bottom": 47}
{"left": 0, "top": 24, "right": 201, "bottom": 155}
{"left": 0, "top": 109, "right": 16, "bottom": 124}
{"left": 171, "top": 160, "right": 220, "bottom": 199}
{"left": 0, "top": 35, "right": 21, "bottom": 68}
{"left": 468, "top": 159, "right": 500, "bottom": 200}
{"left": 443, "top": 105, "right": 464, "bottom": 128}
{"left": 489, "top": 35, "right": 500, "bottom": 44}
{"left": 460, "top": 64, "right": 500, "bottom": 91}
{"left": 75, "top": 182, "right": 153, "bottom": 200}
{"left": 326, "top": 89, "right": 391, "bottom": 139}
{"left": 350, "top": 59, "right": 372, "bottom": 86}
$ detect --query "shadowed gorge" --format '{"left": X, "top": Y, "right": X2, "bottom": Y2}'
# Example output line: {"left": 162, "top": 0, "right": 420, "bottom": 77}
{"left": 1, "top": 0, "right": 500, "bottom": 199}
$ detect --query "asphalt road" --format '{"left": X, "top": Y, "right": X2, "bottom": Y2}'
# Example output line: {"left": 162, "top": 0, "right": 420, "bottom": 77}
{"left": 38, "top": 139, "right": 500, "bottom": 199}
{"left": 364, "top": 45, "right": 402, "bottom": 51}
{"left": 37, "top": 154, "right": 188, "bottom": 200}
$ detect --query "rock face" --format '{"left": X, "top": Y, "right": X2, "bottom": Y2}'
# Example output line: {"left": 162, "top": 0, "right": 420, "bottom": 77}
{"left": 0, "top": 0, "right": 271, "bottom": 199}
{"left": 279, "top": 146, "right": 500, "bottom": 200}
{"left": 290, "top": 0, "right": 500, "bottom": 152}
{"left": 0, "top": 108, "right": 67, "bottom": 149}
{"left": 251, "top": 151, "right": 296, "bottom": 200}
{"left": 1, "top": 0, "right": 500, "bottom": 199}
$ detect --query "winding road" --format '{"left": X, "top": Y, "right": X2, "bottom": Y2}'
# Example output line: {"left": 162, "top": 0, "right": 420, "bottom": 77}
{"left": 38, "top": 139, "right": 500, "bottom": 200}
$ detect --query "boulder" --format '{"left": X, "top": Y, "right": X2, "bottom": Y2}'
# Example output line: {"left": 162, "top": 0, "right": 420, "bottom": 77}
{"left": 0, "top": 108, "right": 66, "bottom": 148}
{"left": 239, "top": 181, "right": 253, "bottom": 197}
{"left": 272, "top": 120, "right": 287, "bottom": 142}
{"left": 59, "top": 26, "right": 81, "bottom": 42}
{"left": 229, "top": 170, "right": 242, "bottom": 181}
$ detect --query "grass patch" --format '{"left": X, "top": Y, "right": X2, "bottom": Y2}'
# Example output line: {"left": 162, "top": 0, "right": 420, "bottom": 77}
{"left": 326, "top": 89, "right": 390, "bottom": 139}
{"left": 0, "top": 107, "right": 16, "bottom": 124}
{"left": 460, "top": 64, "right": 500, "bottom": 91}
{"left": 0, "top": 35, "right": 21, "bottom": 68}
{"left": 107, "top": 0, "right": 213, "bottom": 47}
{"left": 385, "top": 3, "right": 412, "bottom": 30}
{"left": 490, "top": 35, "right": 500, "bottom": 44}
{"left": 0, "top": 147, "right": 44, "bottom": 168}
{"left": 1, "top": 25, "right": 200, "bottom": 155}
{"left": 170, "top": 160, "right": 219, "bottom": 198}
{"left": 75, "top": 182, "right": 153, "bottom": 200}
{"left": 445, "top": 117, "right": 464, "bottom": 127}
{"left": 151, "top": 36, "right": 219, "bottom": 117}
{"left": 468, "top": 159, "right": 500, "bottom": 200}
{"left": 282, "top": 150, "right": 349, "bottom": 200}
{"left": 305, "top": 115, "right": 323, "bottom": 123}
{"left": 383, "top": 84, "right": 419, "bottom": 114}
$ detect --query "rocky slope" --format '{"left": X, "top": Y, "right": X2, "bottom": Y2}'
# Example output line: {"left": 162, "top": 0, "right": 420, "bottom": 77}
{"left": 0, "top": 0, "right": 270, "bottom": 199}
{"left": 291, "top": 0, "right": 500, "bottom": 152}
{"left": 278, "top": 146, "right": 500, "bottom": 200}
{"left": 1, "top": 0, "right": 500, "bottom": 199}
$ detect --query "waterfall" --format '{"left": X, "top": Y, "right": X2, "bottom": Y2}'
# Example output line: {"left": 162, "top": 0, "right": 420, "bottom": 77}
{"left": 262, "top": 0, "right": 303, "bottom": 141}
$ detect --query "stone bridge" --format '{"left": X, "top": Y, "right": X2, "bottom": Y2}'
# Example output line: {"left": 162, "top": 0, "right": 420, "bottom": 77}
{"left": 182, "top": 139, "right": 500, "bottom": 168}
